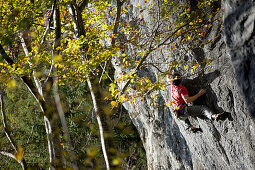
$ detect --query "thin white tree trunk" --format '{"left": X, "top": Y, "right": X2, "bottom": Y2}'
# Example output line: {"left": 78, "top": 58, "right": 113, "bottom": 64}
{"left": 68, "top": 3, "right": 110, "bottom": 169}
{"left": 18, "top": 32, "right": 43, "bottom": 96}
{"left": 52, "top": 4, "right": 78, "bottom": 169}
{"left": 86, "top": 78, "right": 110, "bottom": 170}
{"left": 0, "top": 92, "right": 27, "bottom": 170}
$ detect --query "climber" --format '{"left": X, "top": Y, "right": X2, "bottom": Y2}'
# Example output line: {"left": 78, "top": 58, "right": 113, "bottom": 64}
{"left": 169, "top": 72, "right": 224, "bottom": 132}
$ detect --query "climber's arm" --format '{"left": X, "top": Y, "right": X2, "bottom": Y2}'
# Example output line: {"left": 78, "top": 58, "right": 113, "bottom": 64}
{"left": 182, "top": 89, "right": 206, "bottom": 104}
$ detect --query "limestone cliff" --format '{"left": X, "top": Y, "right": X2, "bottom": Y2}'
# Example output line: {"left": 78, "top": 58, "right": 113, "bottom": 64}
{"left": 113, "top": 0, "right": 255, "bottom": 169}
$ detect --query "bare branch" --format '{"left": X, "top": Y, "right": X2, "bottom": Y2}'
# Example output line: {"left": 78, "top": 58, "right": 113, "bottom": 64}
{"left": 99, "top": 62, "right": 113, "bottom": 84}
{"left": 0, "top": 92, "right": 18, "bottom": 152}
{"left": 0, "top": 151, "right": 16, "bottom": 160}
{"left": 86, "top": 77, "right": 110, "bottom": 170}
{"left": 148, "top": 63, "right": 165, "bottom": 73}
{"left": 40, "top": 0, "right": 57, "bottom": 45}
{"left": 18, "top": 32, "right": 43, "bottom": 96}
{"left": 0, "top": 151, "right": 27, "bottom": 170}
{"left": 120, "top": 23, "right": 190, "bottom": 95}
{"left": 0, "top": 92, "right": 28, "bottom": 170}
{"left": 158, "top": 23, "right": 189, "bottom": 47}
{"left": 26, "top": 126, "right": 34, "bottom": 145}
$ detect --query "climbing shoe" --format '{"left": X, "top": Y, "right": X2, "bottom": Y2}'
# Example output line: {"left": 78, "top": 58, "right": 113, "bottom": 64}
{"left": 212, "top": 112, "right": 226, "bottom": 121}
{"left": 187, "top": 125, "right": 202, "bottom": 133}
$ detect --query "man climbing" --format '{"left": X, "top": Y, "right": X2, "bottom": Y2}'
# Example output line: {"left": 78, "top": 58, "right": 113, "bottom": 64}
{"left": 169, "top": 72, "right": 224, "bottom": 132}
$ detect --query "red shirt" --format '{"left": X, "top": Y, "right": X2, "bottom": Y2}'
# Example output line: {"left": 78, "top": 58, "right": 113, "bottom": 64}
{"left": 171, "top": 84, "right": 188, "bottom": 109}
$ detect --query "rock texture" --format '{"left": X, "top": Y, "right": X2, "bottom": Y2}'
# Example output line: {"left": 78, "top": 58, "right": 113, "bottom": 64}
{"left": 224, "top": 0, "right": 255, "bottom": 118}
{"left": 113, "top": 0, "right": 255, "bottom": 169}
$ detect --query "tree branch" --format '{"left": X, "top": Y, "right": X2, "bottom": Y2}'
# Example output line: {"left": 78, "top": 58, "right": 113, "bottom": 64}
{"left": 120, "top": 23, "right": 190, "bottom": 95}
{"left": 69, "top": 3, "right": 110, "bottom": 169}
{"left": 40, "top": 0, "right": 57, "bottom": 45}
{"left": 0, "top": 151, "right": 27, "bottom": 170}
{"left": 0, "top": 44, "right": 14, "bottom": 65}
{"left": 86, "top": 77, "right": 110, "bottom": 170}
{"left": 0, "top": 92, "right": 18, "bottom": 152}
{"left": 78, "top": 0, "right": 89, "bottom": 12}
{"left": 0, "top": 43, "right": 45, "bottom": 113}
{"left": 112, "top": 0, "right": 122, "bottom": 47}
{"left": 0, "top": 92, "right": 28, "bottom": 170}
{"left": 18, "top": 32, "right": 43, "bottom": 96}
{"left": 0, "top": 151, "right": 16, "bottom": 160}
{"left": 52, "top": 4, "right": 78, "bottom": 169}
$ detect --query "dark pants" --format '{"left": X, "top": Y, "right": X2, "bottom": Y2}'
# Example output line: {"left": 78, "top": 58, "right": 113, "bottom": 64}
{"left": 178, "top": 105, "right": 214, "bottom": 128}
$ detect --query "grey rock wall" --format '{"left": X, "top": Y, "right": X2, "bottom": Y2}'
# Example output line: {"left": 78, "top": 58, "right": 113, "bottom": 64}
{"left": 224, "top": 0, "right": 255, "bottom": 118}
{"left": 113, "top": 0, "right": 255, "bottom": 169}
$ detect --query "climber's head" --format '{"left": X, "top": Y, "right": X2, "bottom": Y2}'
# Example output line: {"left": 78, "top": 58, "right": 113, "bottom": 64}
{"left": 172, "top": 72, "right": 182, "bottom": 86}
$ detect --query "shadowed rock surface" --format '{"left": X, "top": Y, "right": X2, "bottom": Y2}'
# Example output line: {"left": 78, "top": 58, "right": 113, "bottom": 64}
{"left": 224, "top": 0, "right": 255, "bottom": 118}
{"left": 113, "top": 0, "right": 255, "bottom": 169}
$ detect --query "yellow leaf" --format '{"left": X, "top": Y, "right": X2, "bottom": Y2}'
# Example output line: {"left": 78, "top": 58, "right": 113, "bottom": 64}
{"left": 145, "top": 0, "right": 148, "bottom": 3}
{"left": 190, "top": 69, "right": 194, "bottom": 73}
{"left": 15, "top": 146, "right": 24, "bottom": 163}
{"left": 112, "top": 157, "right": 121, "bottom": 165}
{"left": 87, "top": 147, "right": 98, "bottom": 158}
{"left": 7, "top": 80, "right": 16, "bottom": 89}
{"left": 192, "top": 64, "right": 199, "bottom": 69}
{"left": 111, "top": 101, "right": 118, "bottom": 108}
{"left": 54, "top": 55, "right": 62, "bottom": 62}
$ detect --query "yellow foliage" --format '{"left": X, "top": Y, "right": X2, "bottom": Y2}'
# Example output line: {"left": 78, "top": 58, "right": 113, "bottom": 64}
{"left": 192, "top": 64, "right": 199, "bottom": 69}
{"left": 15, "top": 146, "right": 24, "bottom": 163}
{"left": 54, "top": 55, "right": 62, "bottom": 62}
{"left": 135, "top": 2, "right": 139, "bottom": 7}
{"left": 87, "top": 147, "right": 98, "bottom": 158}
{"left": 7, "top": 80, "right": 16, "bottom": 89}
{"left": 111, "top": 101, "right": 118, "bottom": 108}
{"left": 112, "top": 157, "right": 122, "bottom": 165}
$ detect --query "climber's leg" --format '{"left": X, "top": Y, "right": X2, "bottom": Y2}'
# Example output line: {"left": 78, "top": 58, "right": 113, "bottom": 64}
{"left": 187, "top": 105, "right": 214, "bottom": 120}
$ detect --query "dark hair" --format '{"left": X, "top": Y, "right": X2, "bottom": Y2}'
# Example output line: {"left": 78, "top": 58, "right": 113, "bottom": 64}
{"left": 172, "top": 73, "right": 181, "bottom": 86}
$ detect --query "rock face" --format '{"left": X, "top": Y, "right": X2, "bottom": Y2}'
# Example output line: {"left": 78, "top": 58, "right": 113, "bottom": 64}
{"left": 224, "top": 0, "right": 255, "bottom": 118}
{"left": 113, "top": 0, "right": 255, "bottom": 169}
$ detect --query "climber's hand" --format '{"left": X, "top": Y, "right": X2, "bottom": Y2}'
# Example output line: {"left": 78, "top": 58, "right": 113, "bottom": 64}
{"left": 198, "top": 89, "right": 206, "bottom": 96}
